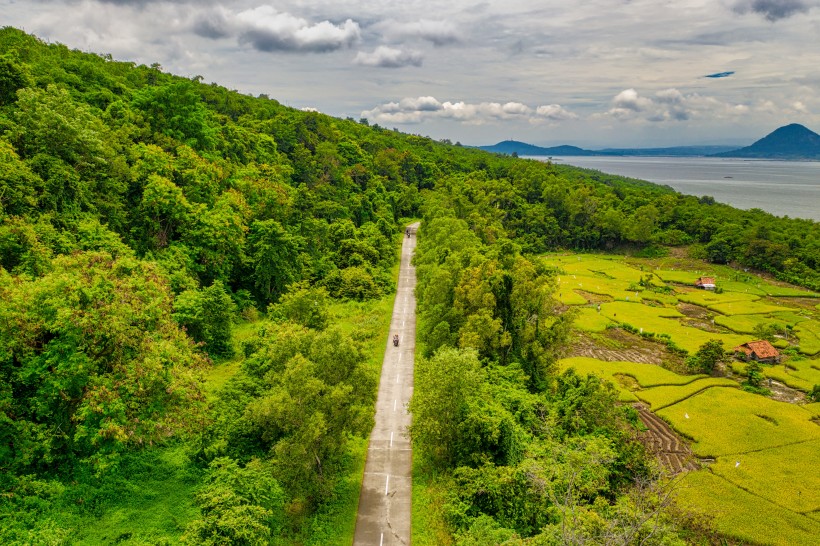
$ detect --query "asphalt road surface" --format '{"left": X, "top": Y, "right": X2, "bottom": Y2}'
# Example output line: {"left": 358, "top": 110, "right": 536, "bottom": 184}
{"left": 353, "top": 223, "right": 419, "bottom": 546}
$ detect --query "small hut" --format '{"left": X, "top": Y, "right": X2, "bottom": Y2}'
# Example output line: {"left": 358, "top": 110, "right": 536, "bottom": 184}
{"left": 695, "top": 276, "right": 716, "bottom": 290}
{"left": 733, "top": 340, "right": 780, "bottom": 364}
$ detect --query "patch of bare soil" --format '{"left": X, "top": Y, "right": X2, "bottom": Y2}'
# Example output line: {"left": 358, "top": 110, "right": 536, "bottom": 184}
{"left": 570, "top": 331, "right": 664, "bottom": 364}
{"left": 634, "top": 404, "right": 699, "bottom": 475}
{"left": 569, "top": 330, "right": 686, "bottom": 371}
{"left": 676, "top": 303, "right": 726, "bottom": 333}
{"left": 677, "top": 303, "right": 712, "bottom": 320}
{"left": 766, "top": 379, "right": 806, "bottom": 404}
{"left": 575, "top": 289, "right": 612, "bottom": 303}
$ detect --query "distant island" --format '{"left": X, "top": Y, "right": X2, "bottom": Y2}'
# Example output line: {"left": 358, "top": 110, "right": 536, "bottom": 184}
{"left": 712, "top": 123, "right": 820, "bottom": 160}
{"left": 480, "top": 123, "right": 820, "bottom": 160}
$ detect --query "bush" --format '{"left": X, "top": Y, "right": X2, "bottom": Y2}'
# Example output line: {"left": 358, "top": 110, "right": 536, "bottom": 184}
{"left": 182, "top": 457, "right": 284, "bottom": 545}
{"left": 267, "top": 281, "right": 329, "bottom": 330}
{"left": 173, "top": 280, "right": 237, "bottom": 357}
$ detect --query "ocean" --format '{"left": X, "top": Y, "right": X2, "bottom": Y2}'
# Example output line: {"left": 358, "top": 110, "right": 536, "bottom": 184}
{"left": 535, "top": 156, "right": 820, "bottom": 221}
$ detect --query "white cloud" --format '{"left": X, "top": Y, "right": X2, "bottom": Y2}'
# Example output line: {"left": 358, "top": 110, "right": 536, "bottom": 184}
{"left": 193, "top": 6, "right": 361, "bottom": 53}
{"left": 354, "top": 46, "right": 423, "bottom": 68}
{"left": 375, "top": 19, "right": 461, "bottom": 45}
{"left": 362, "top": 96, "right": 576, "bottom": 125}
{"left": 399, "top": 96, "right": 442, "bottom": 111}
{"left": 535, "top": 104, "right": 579, "bottom": 121}
{"left": 601, "top": 88, "right": 749, "bottom": 123}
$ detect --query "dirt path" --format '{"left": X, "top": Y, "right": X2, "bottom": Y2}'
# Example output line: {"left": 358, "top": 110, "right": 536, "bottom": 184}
{"left": 353, "top": 223, "right": 419, "bottom": 546}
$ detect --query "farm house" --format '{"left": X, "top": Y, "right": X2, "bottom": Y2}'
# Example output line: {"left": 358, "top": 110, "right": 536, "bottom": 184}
{"left": 733, "top": 340, "right": 781, "bottom": 364}
{"left": 695, "top": 276, "right": 716, "bottom": 290}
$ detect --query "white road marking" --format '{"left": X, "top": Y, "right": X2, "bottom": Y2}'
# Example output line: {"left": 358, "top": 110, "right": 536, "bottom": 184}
{"left": 396, "top": 374, "right": 400, "bottom": 383}
{"left": 385, "top": 475, "right": 390, "bottom": 495}
{"left": 393, "top": 399, "right": 397, "bottom": 411}
{"left": 390, "top": 431, "right": 394, "bottom": 448}
{"left": 380, "top": 533, "right": 383, "bottom": 546}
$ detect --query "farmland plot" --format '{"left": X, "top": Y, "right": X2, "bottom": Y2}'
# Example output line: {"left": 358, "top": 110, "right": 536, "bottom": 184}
{"left": 657, "top": 388, "right": 820, "bottom": 457}
{"left": 676, "top": 471, "right": 820, "bottom": 546}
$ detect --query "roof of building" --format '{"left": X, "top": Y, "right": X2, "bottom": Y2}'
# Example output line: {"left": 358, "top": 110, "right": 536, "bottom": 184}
{"left": 696, "top": 276, "right": 716, "bottom": 285}
{"left": 734, "top": 340, "right": 780, "bottom": 358}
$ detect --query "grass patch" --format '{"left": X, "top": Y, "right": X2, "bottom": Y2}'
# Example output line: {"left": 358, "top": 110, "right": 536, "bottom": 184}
{"left": 710, "top": 438, "right": 820, "bottom": 514}
{"left": 676, "top": 470, "right": 820, "bottom": 546}
{"left": 66, "top": 445, "right": 201, "bottom": 545}
{"left": 411, "top": 457, "right": 454, "bottom": 546}
{"left": 635, "top": 378, "right": 739, "bottom": 410}
{"left": 657, "top": 388, "right": 820, "bottom": 457}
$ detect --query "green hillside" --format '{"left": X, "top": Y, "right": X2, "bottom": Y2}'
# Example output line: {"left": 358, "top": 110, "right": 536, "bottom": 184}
{"left": 1, "top": 27, "right": 819, "bottom": 544}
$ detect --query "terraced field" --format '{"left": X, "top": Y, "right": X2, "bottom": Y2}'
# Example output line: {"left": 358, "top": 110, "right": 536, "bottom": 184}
{"left": 636, "top": 405, "right": 698, "bottom": 474}
{"left": 547, "top": 253, "right": 820, "bottom": 545}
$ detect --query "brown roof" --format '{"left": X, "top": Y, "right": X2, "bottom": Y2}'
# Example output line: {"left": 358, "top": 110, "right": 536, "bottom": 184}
{"left": 696, "top": 277, "right": 716, "bottom": 285}
{"left": 734, "top": 340, "right": 779, "bottom": 359}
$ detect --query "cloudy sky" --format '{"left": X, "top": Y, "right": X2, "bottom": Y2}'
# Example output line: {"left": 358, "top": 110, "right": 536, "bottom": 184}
{"left": 3, "top": 0, "right": 819, "bottom": 147}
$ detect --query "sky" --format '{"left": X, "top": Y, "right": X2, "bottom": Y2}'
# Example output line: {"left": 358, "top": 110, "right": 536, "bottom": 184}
{"left": 2, "top": 0, "right": 820, "bottom": 148}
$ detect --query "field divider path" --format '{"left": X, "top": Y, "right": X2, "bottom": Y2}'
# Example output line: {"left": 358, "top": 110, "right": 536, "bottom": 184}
{"left": 353, "top": 223, "right": 419, "bottom": 546}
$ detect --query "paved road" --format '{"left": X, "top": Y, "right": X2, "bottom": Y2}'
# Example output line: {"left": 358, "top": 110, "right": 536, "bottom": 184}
{"left": 353, "top": 223, "right": 419, "bottom": 546}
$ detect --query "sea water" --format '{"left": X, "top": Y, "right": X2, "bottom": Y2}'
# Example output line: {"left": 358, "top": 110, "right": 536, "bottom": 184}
{"left": 539, "top": 156, "right": 820, "bottom": 221}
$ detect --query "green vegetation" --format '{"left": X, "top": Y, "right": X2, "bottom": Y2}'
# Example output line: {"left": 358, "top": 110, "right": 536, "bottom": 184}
{"left": 559, "top": 356, "right": 708, "bottom": 392}
{"left": 636, "top": 378, "right": 738, "bottom": 410}
{"left": 676, "top": 471, "right": 820, "bottom": 546}
{"left": 657, "top": 388, "right": 819, "bottom": 457}
{"left": 1, "top": 26, "right": 819, "bottom": 545}
{"left": 709, "top": 438, "right": 820, "bottom": 514}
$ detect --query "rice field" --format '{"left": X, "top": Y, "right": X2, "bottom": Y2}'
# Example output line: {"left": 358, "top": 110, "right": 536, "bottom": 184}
{"left": 675, "top": 471, "right": 820, "bottom": 546}
{"left": 573, "top": 307, "right": 612, "bottom": 332}
{"left": 656, "top": 388, "right": 820, "bottom": 457}
{"left": 544, "top": 253, "right": 820, "bottom": 546}
{"left": 710, "top": 438, "right": 820, "bottom": 514}
{"left": 755, "top": 358, "right": 820, "bottom": 392}
{"left": 715, "top": 313, "right": 791, "bottom": 334}
{"left": 635, "top": 378, "right": 738, "bottom": 411}
{"left": 559, "top": 356, "right": 706, "bottom": 388}
{"left": 794, "top": 320, "right": 820, "bottom": 355}
{"left": 709, "top": 300, "right": 794, "bottom": 316}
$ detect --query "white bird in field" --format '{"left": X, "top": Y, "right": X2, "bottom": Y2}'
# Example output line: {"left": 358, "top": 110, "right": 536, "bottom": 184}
{"left": 735, "top": 461, "right": 740, "bottom": 468}
{"left": 685, "top": 413, "right": 689, "bottom": 419}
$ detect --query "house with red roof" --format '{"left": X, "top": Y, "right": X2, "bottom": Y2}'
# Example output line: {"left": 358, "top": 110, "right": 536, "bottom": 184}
{"left": 695, "top": 276, "right": 716, "bottom": 290}
{"left": 733, "top": 340, "right": 781, "bottom": 364}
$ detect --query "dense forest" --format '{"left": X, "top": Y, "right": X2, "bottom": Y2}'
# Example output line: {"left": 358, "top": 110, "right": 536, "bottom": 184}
{"left": 1, "top": 27, "right": 818, "bottom": 543}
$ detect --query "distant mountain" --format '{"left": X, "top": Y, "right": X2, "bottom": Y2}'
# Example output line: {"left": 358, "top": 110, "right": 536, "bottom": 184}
{"left": 713, "top": 124, "right": 820, "bottom": 159}
{"left": 478, "top": 140, "right": 598, "bottom": 156}
{"left": 479, "top": 140, "right": 740, "bottom": 157}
